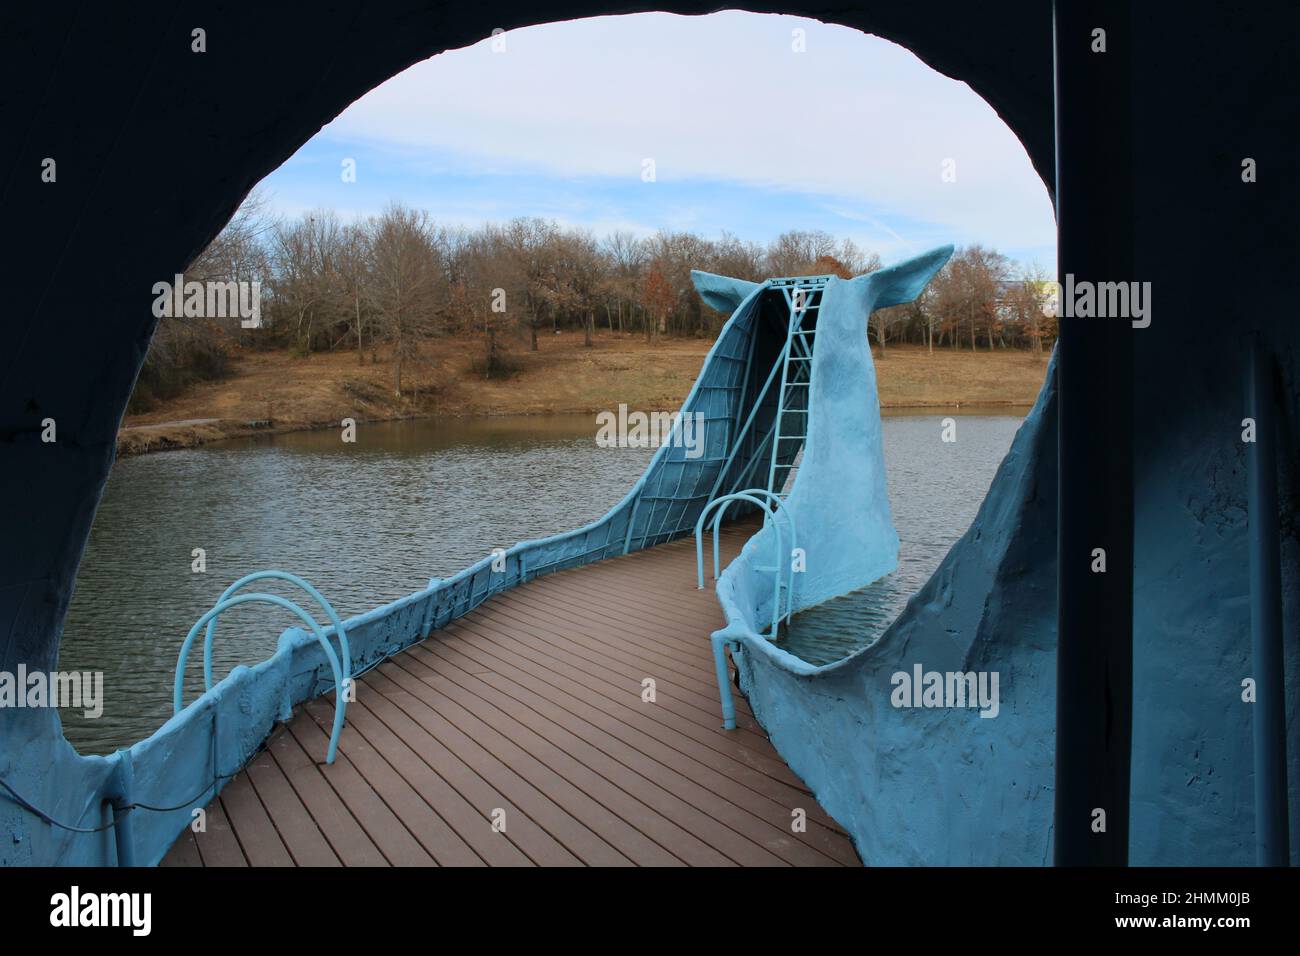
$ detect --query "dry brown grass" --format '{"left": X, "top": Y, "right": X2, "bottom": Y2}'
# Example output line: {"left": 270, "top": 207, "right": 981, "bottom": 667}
{"left": 872, "top": 342, "right": 1050, "bottom": 407}
{"left": 118, "top": 332, "right": 1048, "bottom": 455}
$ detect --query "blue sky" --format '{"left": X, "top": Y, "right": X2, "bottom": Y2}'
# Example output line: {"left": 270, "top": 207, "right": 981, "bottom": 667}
{"left": 258, "top": 11, "right": 1056, "bottom": 273}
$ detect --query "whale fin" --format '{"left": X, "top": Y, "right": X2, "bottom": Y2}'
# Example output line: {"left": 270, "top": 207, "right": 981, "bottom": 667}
{"left": 851, "top": 245, "right": 954, "bottom": 309}
{"left": 691, "top": 270, "right": 762, "bottom": 313}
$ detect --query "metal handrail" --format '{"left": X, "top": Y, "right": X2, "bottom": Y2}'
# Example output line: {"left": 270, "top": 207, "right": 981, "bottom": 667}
{"left": 174, "top": 591, "right": 348, "bottom": 764}
{"left": 695, "top": 490, "right": 797, "bottom": 638}
{"left": 768, "top": 286, "right": 815, "bottom": 497}
{"left": 696, "top": 489, "right": 797, "bottom": 731}
{"left": 707, "top": 287, "right": 816, "bottom": 506}
{"left": 201, "top": 570, "right": 350, "bottom": 695}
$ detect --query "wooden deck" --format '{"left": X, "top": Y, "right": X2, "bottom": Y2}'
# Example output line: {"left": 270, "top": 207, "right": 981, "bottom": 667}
{"left": 162, "top": 523, "right": 860, "bottom": 867}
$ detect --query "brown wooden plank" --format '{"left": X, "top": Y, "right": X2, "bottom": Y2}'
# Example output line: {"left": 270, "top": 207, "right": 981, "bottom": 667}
{"left": 483, "top": 593, "right": 765, "bottom": 738}
{"left": 524, "top": 570, "right": 727, "bottom": 650}
{"left": 217, "top": 769, "right": 294, "bottom": 866}
{"left": 406, "top": 642, "right": 793, "bottom": 866}
{"left": 531, "top": 546, "right": 737, "bottom": 621}
{"left": 303, "top": 697, "right": 526, "bottom": 867}
{"left": 466, "top": 600, "right": 770, "bottom": 740}
{"left": 379, "top": 660, "right": 682, "bottom": 866}
{"left": 416, "top": 637, "right": 852, "bottom": 863}
{"left": 195, "top": 796, "right": 247, "bottom": 867}
{"left": 531, "top": 555, "right": 737, "bottom": 636}
{"left": 444, "top": 617, "right": 787, "bottom": 793}
{"left": 490, "top": 567, "right": 757, "bottom": 700}
{"left": 496, "top": 586, "right": 726, "bottom": 678}
{"left": 444, "top": 614, "right": 798, "bottom": 780}
{"left": 396, "top": 647, "right": 738, "bottom": 866}
{"left": 294, "top": 701, "right": 483, "bottom": 867}
{"left": 243, "top": 744, "right": 341, "bottom": 866}
{"left": 159, "top": 826, "right": 202, "bottom": 866}
{"left": 285, "top": 717, "right": 436, "bottom": 867}
{"left": 345, "top": 693, "right": 576, "bottom": 866}
{"left": 544, "top": 555, "right": 738, "bottom": 620}
{"left": 366, "top": 668, "right": 628, "bottom": 866}
{"left": 519, "top": 548, "right": 733, "bottom": 635}
{"left": 477, "top": 578, "right": 765, "bottom": 735}
{"left": 576, "top": 530, "right": 753, "bottom": 600}
{"left": 420, "top": 625, "right": 855, "bottom": 863}
{"left": 267, "top": 724, "right": 388, "bottom": 866}
{"left": 444, "top": 614, "right": 850, "bottom": 843}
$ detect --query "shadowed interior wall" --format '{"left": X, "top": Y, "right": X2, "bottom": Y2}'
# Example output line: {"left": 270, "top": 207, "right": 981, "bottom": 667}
{"left": 1, "top": 1, "right": 1296, "bottom": 865}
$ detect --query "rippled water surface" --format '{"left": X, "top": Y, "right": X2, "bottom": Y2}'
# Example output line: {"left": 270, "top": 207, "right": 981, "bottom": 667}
{"left": 59, "top": 410, "right": 1023, "bottom": 752}
{"left": 775, "top": 413, "right": 1023, "bottom": 666}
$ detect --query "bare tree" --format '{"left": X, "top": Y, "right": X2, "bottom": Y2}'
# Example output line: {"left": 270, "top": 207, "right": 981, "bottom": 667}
{"left": 334, "top": 222, "right": 372, "bottom": 364}
{"left": 500, "top": 217, "right": 559, "bottom": 350}
{"left": 365, "top": 203, "right": 441, "bottom": 397}
{"left": 764, "top": 229, "right": 839, "bottom": 276}
{"left": 135, "top": 200, "right": 1055, "bottom": 414}
{"left": 599, "top": 231, "right": 647, "bottom": 334}
{"left": 1002, "top": 265, "right": 1054, "bottom": 356}
{"left": 640, "top": 259, "right": 675, "bottom": 341}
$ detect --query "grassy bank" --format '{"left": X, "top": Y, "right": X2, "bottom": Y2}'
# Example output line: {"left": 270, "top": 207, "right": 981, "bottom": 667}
{"left": 117, "top": 331, "right": 1048, "bottom": 455}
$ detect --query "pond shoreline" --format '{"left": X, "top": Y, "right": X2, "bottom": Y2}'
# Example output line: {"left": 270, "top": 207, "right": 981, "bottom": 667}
{"left": 118, "top": 334, "right": 1047, "bottom": 457}
{"left": 117, "top": 400, "right": 1034, "bottom": 457}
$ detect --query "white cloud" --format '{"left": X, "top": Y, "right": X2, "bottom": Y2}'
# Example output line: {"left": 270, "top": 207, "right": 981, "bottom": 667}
{"left": 312, "top": 11, "right": 1054, "bottom": 257}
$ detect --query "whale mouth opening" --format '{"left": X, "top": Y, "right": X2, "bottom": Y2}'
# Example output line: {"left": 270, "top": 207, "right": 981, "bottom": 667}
{"left": 49, "top": 11, "right": 1052, "bottom": 753}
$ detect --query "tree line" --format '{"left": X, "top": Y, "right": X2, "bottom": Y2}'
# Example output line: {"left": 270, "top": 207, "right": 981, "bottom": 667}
{"left": 134, "top": 192, "right": 1056, "bottom": 409}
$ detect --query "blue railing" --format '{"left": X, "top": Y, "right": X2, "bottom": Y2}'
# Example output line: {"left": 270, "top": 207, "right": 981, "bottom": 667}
{"left": 174, "top": 571, "right": 350, "bottom": 764}
{"left": 695, "top": 490, "right": 797, "bottom": 729}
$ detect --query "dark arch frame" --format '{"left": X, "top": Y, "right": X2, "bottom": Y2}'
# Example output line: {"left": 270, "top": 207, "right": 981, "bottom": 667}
{"left": 0, "top": 0, "right": 1055, "bottom": 672}
{"left": 6, "top": 0, "right": 1207, "bottom": 868}
{"left": 5, "top": 0, "right": 1296, "bottom": 871}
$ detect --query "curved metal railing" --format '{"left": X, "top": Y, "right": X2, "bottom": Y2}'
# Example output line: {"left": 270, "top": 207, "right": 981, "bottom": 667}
{"left": 200, "top": 571, "right": 350, "bottom": 694}
{"left": 174, "top": 573, "right": 350, "bottom": 764}
{"left": 695, "top": 490, "right": 797, "bottom": 730}
{"left": 695, "top": 489, "right": 797, "bottom": 636}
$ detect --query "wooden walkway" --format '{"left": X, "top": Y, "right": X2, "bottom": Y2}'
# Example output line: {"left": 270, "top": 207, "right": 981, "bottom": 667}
{"left": 163, "top": 523, "right": 860, "bottom": 867}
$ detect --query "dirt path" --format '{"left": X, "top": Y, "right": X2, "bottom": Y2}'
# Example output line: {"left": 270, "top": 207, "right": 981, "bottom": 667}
{"left": 122, "top": 418, "right": 222, "bottom": 430}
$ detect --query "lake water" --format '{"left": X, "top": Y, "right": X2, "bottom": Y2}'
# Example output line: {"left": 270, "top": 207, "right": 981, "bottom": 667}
{"left": 57, "top": 410, "right": 1025, "bottom": 753}
{"left": 775, "top": 412, "right": 1024, "bottom": 666}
